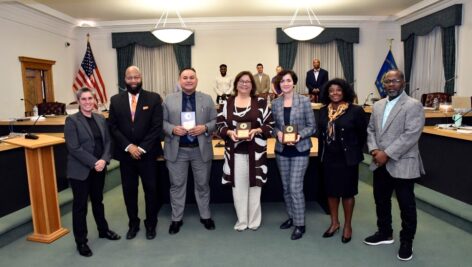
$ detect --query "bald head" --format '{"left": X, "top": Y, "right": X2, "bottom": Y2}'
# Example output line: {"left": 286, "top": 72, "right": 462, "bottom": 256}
{"left": 313, "top": 58, "right": 320, "bottom": 70}
{"left": 124, "top": 65, "right": 142, "bottom": 95}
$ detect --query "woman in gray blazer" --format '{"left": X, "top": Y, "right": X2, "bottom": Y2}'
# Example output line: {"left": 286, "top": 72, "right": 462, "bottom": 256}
{"left": 64, "top": 88, "right": 120, "bottom": 257}
{"left": 272, "top": 70, "right": 316, "bottom": 240}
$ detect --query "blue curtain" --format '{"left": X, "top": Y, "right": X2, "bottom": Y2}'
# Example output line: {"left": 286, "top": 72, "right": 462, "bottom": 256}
{"left": 116, "top": 44, "right": 135, "bottom": 92}
{"left": 276, "top": 28, "right": 359, "bottom": 74}
{"left": 336, "top": 40, "right": 354, "bottom": 87}
{"left": 278, "top": 42, "right": 298, "bottom": 70}
{"left": 403, "top": 35, "right": 415, "bottom": 94}
{"left": 401, "top": 4, "right": 462, "bottom": 94}
{"left": 112, "top": 32, "right": 194, "bottom": 86}
{"left": 173, "top": 45, "right": 192, "bottom": 71}
{"left": 442, "top": 26, "right": 456, "bottom": 95}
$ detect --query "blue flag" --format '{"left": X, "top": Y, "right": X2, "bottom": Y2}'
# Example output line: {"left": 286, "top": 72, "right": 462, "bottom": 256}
{"left": 375, "top": 50, "right": 398, "bottom": 97}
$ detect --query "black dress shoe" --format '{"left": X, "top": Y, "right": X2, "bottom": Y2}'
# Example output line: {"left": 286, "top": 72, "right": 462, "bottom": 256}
{"left": 99, "top": 230, "right": 121, "bottom": 240}
{"left": 342, "top": 235, "right": 352, "bottom": 243}
{"left": 291, "top": 226, "right": 305, "bottom": 240}
{"left": 322, "top": 226, "right": 340, "bottom": 238}
{"left": 146, "top": 227, "right": 156, "bottom": 240}
{"left": 200, "top": 218, "right": 215, "bottom": 230}
{"left": 126, "top": 226, "right": 140, "bottom": 240}
{"left": 279, "top": 218, "right": 293, "bottom": 229}
{"left": 169, "top": 221, "right": 183, "bottom": 235}
{"left": 77, "top": 243, "right": 93, "bottom": 257}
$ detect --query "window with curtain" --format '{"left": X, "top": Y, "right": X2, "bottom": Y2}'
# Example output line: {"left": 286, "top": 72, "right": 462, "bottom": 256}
{"left": 409, "top": 27, "right": 446, "bottom": 101}
{"left": 292, "top": 41, "right": 345, "bottom": 94}
{"left": 132, "top": 44, "right": 179, "bottom": 97}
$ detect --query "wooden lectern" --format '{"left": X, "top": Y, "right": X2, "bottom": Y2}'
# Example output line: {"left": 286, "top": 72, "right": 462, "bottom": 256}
{"left": 4, "top": 134, "right": 69, "bottom": 243}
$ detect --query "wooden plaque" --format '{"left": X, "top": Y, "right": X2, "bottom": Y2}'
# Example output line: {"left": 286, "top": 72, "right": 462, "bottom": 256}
{"left": 236, "top": 122, "right": 251, "bottom": 140}
{"left": 283, "top": 125, "right": 298, "bottom": 144}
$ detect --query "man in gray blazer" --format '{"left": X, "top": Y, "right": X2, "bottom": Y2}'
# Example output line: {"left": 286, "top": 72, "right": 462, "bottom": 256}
{"left": 364, "top": 70, "right": 425, "bottom": 262}
{"left": 163, "top": 67, "right": 217, "bottom": 234}
{"left": 253, "top": 63, "right": 271, "bottom": 94}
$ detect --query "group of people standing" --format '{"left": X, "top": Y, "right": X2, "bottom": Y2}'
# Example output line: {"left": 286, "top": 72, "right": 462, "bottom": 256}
{"left": 65, "top": 64, "right": 424, "bottom": 262}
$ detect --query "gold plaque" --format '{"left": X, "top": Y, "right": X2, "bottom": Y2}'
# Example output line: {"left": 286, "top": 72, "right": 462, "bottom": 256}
{"left": 236, "top": 122, "right": 251, "bottom": 140}
{"left": 282, "top": 125, "right": 298, "bottom": 144}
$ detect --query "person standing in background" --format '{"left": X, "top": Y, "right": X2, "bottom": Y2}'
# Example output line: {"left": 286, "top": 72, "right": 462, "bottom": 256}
{"left": 305, "top": 58, "right": 329, "bottom": 102}
{"left": 271, "top": 65, "right": 283, "bottom": 96}
{"left": 214, "top": 64, "right": 233, "bottom": 104}
{"left": 253, "top": 63, "right": 271, "bottom": 95}
{"left": 108, "top": 66, "right": 163, "bottom": 241}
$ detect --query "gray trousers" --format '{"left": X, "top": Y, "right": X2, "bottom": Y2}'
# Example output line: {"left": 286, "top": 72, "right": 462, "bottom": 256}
{"left": 166, "top": 147, "right": 212, "bottom": 221}
{"left": 275, "top": 154, "right": 309, "bottom": 226}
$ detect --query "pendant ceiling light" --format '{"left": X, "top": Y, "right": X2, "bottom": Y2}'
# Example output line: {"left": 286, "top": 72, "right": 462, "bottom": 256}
{"left": 283, "top": 6, "right": 325, "bottom": 41}
{"left": 151, "top": 8, "right": 193, "bottom": 44}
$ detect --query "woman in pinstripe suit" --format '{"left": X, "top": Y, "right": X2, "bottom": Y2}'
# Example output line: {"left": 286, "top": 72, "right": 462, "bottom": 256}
{"left": 272, "top": 70, "right": 316, "bottom": 240}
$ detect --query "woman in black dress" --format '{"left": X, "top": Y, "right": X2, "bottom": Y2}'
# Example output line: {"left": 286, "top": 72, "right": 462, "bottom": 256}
{"left": 318, "top": 78, "right": 367, "bottom": 243}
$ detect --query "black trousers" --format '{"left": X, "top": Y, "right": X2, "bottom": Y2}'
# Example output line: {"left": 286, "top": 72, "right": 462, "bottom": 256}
{"left": 69, "top": 170, "right": 109, "bottom": 244}
{"left": 373, "top": 166, "right": 417, "bottom": 243}
{"left": 120, "top": 160, "right": 160, "bottom": 229}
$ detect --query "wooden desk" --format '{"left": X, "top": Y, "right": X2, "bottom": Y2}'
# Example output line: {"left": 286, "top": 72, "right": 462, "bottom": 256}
{"left": 422, "top": 126, "right": 472, "bottom": 141}
{"left": 419, "top": 127, "right": 472, "bottom": 204}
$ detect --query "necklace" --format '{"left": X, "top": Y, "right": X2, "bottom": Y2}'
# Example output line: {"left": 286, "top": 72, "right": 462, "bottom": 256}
{"left": 234, "top": 97, "right": 251, "bottom": 117}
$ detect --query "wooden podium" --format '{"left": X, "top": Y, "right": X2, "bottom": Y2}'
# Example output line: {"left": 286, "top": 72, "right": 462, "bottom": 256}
{"left": 4, "top": 134, "right": 69, "bottom": 243}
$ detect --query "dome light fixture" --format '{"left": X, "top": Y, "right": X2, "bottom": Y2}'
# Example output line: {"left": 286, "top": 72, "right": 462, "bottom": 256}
{"left": 283, "top": 6, "right": 325, "bottom": 41}
{"left": 151, "top": 8, "right": 193, "bottom": 44}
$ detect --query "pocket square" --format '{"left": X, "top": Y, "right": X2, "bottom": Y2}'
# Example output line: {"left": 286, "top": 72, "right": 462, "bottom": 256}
{"left": 143, "top": 106, "right": 149, "bottom": 110}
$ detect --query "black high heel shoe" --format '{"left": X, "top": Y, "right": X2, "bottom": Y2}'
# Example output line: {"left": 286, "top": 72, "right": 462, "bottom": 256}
{"left": 322, "top": 226, "right": 340, "bottom": 238}
{"left": 279, "top": 218, "right": 293, "bottom": 229}
{"left": 341, "top": 235, "right": 352, "bottom": 243}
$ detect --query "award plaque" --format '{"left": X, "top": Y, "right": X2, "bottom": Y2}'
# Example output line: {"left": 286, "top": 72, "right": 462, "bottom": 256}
{"left": 282, "top": 125, "right": 298, "bottom": 144}
{"left": 236, "top": 122, "right": 251, "bottom": 140}
{"left": 181, "top": 111, "right": 196, "bottom": 130}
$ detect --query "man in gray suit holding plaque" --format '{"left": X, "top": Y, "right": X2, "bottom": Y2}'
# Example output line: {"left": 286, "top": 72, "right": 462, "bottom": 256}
{"left": 364, "top": 70, "right": 425, "bottom": 262}
{"left": 163, "top": 67, "right": 217, "bottom": 235}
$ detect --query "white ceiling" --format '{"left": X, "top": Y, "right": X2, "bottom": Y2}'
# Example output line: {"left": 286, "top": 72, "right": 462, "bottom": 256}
{"left": 18, "top": 0, "right": 430, "bottom": 23}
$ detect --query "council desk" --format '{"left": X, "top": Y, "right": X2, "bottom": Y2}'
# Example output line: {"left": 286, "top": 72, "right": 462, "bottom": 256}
{"left": 0, "top": 135, "right": 328, "bottom": 219}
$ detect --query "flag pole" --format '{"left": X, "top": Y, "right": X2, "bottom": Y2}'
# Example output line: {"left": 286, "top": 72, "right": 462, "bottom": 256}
{"left": 387, "top": 38, "right": 394, "bottom": 51}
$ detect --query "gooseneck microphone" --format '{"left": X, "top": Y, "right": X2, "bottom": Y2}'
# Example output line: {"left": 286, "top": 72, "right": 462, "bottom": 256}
{"left": 24, "top": 115, "right": 44, "bottom": 139}
{"left": 362, "top": 93, "right": 374, "bottom": 107}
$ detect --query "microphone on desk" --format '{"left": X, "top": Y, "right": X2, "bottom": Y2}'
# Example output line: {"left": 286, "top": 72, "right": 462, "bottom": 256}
{"left": 23, "top": 115, "right": 44, "bottom": 140}
{"left": 362, "top": 93, "right": 373, "bottom": 107}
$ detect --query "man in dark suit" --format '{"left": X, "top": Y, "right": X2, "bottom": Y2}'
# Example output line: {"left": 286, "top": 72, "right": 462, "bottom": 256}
{"left": 108, "top": 66, "right": 163, "bottom": 240}
{"left": 305, "top": 58, "right": 329, "bottom": 102}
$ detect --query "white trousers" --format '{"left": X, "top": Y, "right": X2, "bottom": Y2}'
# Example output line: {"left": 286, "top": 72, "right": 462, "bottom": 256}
{"left": 232, "top": 154, "right": 262, "bottom": 231}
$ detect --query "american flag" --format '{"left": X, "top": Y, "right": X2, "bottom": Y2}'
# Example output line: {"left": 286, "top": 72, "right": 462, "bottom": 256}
{"left": 72, "top": 41, "right": 107, "bottom": 106}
